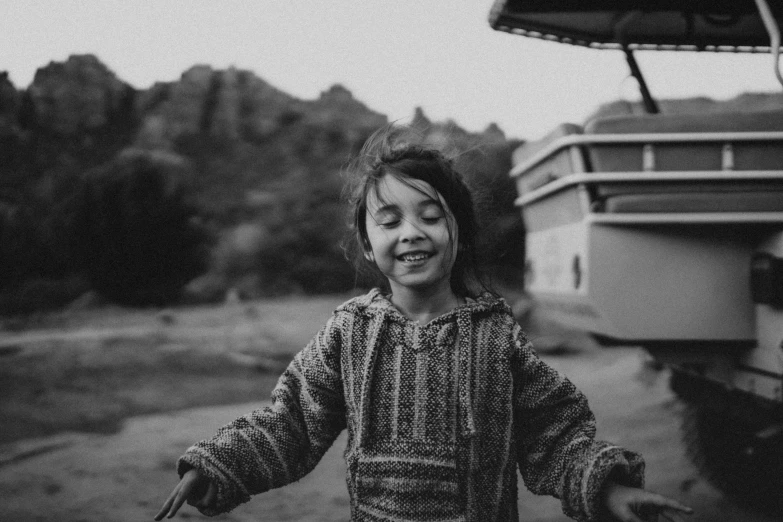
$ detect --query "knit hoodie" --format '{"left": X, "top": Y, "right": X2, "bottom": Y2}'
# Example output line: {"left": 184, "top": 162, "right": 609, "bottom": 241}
{"left": 178, "top": 289, "right": 644, "bottom": 521}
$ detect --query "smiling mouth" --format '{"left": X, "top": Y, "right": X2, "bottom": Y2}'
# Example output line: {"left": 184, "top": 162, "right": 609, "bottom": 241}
{"left": 397, "top": 252, "right": 433, "bottom": 263}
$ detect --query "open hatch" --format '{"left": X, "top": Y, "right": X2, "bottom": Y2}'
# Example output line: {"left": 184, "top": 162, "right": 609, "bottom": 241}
{"left": 489, "top": 0, "right": 783, "bottom": 112}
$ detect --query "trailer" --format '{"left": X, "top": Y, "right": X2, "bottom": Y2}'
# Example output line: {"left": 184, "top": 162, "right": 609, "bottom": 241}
{"left": 489, "top": 0, "right": 783, "bottom": 511}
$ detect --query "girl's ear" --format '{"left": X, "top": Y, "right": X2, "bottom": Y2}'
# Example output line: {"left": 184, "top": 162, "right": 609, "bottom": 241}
{"left": 362, "top": 237, "right": 375, "bottom": 262}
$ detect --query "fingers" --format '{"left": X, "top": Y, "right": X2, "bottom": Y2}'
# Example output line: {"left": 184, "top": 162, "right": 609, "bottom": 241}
{"left": 605, "top": 486, "right": 694, "bottom": 522}
{"left": 154, "top": 484, "right": 185, "bottom": 521}
{"left": 634, "top": 492, "right": 693, "bottom": 522}
{"left": 660, "top": 512, "right": 680, "bottom": 522}
{"left": 660, "top": 498, "right": 693, "bottom": 514}
{"left": 185, "top": 473, "right": 209, "bottom": 507}
{"left": 157, "top": 483, "right": 189, "bottom": 520}
{"left": 153, "top": 490, "right": 176, "bottom": 521}
{"left": 154, "top": 470, "right": 205, "bottom": 520}
{"left": 197, "top": 480, "right": 218, "bottom": 508}
{"left": 166, "top": 483, "right": 192, "bottom": 518}
{"left": 614, "top": 507, "right": 648, "bottom": 522}
{"left": 643, "top": 492, "right": 694, "bottom": 515}
{"left": 659, "top": 507, "right": 694, "bottom": 522}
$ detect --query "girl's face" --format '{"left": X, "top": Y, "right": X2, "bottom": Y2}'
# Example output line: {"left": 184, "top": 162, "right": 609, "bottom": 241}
{"left": 364, "top": 173, "right": 458, "bottom": 295}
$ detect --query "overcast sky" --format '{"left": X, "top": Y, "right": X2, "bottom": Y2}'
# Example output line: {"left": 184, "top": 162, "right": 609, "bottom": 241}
{"left": 3, "top": 1, "right": 782, "bottom": 140}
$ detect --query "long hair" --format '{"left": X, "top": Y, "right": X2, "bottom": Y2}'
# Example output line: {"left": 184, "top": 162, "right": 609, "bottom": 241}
{"left": 343, "top": 126, "right": 491, "bottom": 298}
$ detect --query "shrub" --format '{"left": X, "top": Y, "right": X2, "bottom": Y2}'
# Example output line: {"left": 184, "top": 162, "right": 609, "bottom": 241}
{"left": 71, "top": 149, "right": 210, "bottom": 305}
{"left": 0, "top": 276, "right": 89, "bottom": 316}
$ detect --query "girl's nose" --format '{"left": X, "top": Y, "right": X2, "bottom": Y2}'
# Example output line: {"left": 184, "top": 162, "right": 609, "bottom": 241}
{"left": 399, "top": 218, "right": 424, "bottom": 242}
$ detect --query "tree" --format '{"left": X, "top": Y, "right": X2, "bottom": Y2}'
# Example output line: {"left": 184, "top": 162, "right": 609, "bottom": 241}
{"left": 72, "top": 149, "right": 209, "bottom": 305}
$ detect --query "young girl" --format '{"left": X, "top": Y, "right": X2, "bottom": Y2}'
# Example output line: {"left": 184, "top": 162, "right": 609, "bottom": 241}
{"left": 155, "top": 128, "right": 693, "bottom": 522}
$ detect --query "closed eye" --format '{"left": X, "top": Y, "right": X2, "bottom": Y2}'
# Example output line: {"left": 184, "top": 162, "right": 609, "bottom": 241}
{"left": 421, "top": 212, "right": 444, "bottom": 223}
{"left": 372, "top": 209, "right": 401, "bottom": 228}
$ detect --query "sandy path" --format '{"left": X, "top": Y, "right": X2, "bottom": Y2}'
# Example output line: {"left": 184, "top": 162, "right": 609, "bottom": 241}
{"left": 0, "top": 345, "right": 777, "bottom": 521}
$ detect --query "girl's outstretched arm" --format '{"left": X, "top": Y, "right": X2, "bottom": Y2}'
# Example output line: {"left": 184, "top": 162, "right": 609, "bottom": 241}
{"left": 511, "top": 323, "right": 649, "bottom": 521}
{"left": 602, "top": 482, "right": 693, "bottom": 522}
{"left": 158, "top": 314, "right": 347, "bottom": 517}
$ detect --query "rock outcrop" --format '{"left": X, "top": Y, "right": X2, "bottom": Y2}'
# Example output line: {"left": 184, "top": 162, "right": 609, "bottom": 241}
{"left": 0, "top": 72, "right": 20, "bottom": 136}
{"left": 25, "top": 54, "right": 134, "bottom": 136}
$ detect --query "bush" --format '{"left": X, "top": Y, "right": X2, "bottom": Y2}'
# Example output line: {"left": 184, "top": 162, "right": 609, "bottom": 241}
{"left": 0, "top": 205, "right": 41, "bottom": 288}
{"left": 453, "top": 140, "right": 526, "bottom": 274}
{"left": 71, "top": 149, "right": 210, "bottom": 305}
{"left": 255, "top": 187, "right": 356, "bottom": 295}
{"left": 0, "top": 276, "right": 89, "bottom": 316}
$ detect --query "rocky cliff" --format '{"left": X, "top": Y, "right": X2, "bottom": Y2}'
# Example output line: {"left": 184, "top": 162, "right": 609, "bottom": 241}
{"left": 26, "top": 55, "right": 134, "bottom": 136}
{"left": 0, "top": 55, "right": 390, "bottom": 220}
{"left": 2, "top": 55, "right": 388, "bottom": 146}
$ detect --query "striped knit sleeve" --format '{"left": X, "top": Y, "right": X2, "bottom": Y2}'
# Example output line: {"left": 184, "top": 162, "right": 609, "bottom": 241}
{"left": 176, "top": 314, "right": 347, "bottom": 515}
{"left": 511, "top": 324, "right": 644, "bottom": 522}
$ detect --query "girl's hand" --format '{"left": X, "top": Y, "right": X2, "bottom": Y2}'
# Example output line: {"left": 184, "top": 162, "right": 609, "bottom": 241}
{"left": 154, "top": 469, "right": 217, "bottom": 520}
{"left": 602, "top": 482, "right": 693, "bottom": 522}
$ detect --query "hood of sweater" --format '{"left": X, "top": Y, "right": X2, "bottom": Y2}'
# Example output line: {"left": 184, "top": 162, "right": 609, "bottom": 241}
{"left": 336, "top": 287, "right": 512, "bottom": 323}
{"left": 338, "top": 288, "right": 513, "bottom": 442}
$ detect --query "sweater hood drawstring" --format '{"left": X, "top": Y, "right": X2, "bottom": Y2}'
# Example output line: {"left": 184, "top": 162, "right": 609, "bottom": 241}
{"left": 457, "top": 309, "right": 477, "bottom": 438}
{"left": 355, "top": 310, "right": 386, "bottom": 449}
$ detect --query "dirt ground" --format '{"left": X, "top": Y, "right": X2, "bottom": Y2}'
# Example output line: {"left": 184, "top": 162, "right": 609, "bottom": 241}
{"left": 0, "top": 294, "right": 778, "bottom": 521}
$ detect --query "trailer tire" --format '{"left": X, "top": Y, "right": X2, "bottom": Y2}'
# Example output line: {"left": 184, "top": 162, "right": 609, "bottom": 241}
{"left": 681, "top": 402, "right": 783, "bottom": 513}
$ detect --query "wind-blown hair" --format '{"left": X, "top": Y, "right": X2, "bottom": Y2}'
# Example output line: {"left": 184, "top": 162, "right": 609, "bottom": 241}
{"left": 343, "top": 126, "right": 491, "bottom": 298}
